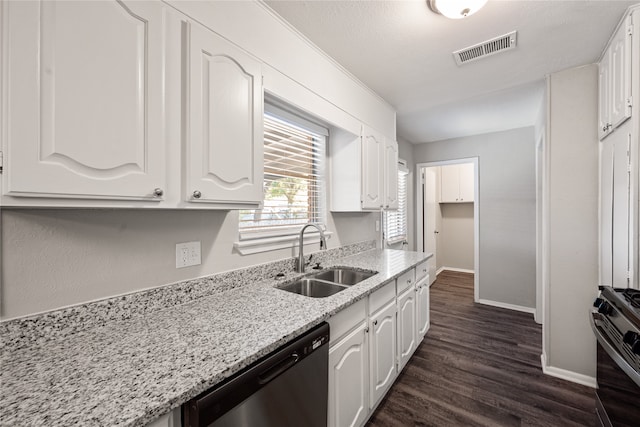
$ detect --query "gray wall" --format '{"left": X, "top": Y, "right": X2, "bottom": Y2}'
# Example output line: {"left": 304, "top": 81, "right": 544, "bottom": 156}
{"left": 1, "top": 209, "right": 377, "bottom": 319}
{"left": 546, "top": 64, "right": 598, "bottom": 378}
{"left": 413, "top": 127, "right": 536, "bottom": 308}
{"left": 440, "top": 203, "right": 474, "bottom": 271}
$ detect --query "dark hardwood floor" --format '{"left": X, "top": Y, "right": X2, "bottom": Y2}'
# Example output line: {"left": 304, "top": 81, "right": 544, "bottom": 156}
{"left": 367, "top": 270, "right": 596, "bottom": 427}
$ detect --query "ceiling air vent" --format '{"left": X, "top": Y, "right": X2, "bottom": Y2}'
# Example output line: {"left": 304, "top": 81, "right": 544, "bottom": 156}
{"left": 453, "top": 31, "right": 517, "bottom": 66}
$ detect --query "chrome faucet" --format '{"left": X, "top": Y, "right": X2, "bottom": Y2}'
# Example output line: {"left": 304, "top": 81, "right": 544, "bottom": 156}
{"left": 296, "top": 223, "right": 327, "bottom": 273}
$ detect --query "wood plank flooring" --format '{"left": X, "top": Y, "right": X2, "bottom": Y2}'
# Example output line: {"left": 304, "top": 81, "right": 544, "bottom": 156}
{"left": 367, "top": 270, "right": 596, "bottom": 427}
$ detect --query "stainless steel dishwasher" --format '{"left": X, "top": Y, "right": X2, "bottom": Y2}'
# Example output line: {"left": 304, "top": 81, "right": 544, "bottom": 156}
{"left": 183, "top": 322, "right": 330, "bottom": 427}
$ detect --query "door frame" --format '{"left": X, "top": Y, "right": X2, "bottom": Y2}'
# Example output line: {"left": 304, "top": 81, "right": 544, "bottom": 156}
{"left": 416, "top": 157, "right": 480, "bottom": 302}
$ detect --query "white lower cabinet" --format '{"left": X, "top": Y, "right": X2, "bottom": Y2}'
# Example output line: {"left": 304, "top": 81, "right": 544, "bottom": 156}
{"left": 397, "top": 284, "right": 416, "bottom": 371}
{"left": 416, "top": 275, "right": 430, "bottom": 341}
{"left": 328, "top": 264, "right": 429, "bottom": 426}
{"left": 368, "top": 299, "right": 397, "bottom": 408}
{"left": 328, "top": 323, "right": 369, "bottom": 427}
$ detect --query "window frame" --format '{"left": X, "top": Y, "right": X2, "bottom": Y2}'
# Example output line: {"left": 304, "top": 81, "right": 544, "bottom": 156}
{"left": 235, "top": 102, "right": 331, "bottom": 254}
{"left": 384, "top": 160, "right": 409, "bottom": 245}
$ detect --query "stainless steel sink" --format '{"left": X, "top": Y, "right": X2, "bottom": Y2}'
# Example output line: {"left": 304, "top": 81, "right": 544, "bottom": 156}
{"left": 277, "top": 267, "right": 378, "bottom": 298}
{"left": 309, "top": 268, "right": 377, "bottom": 286}
{"left": 278, "top": 278, "right": 348, "bottom": 298}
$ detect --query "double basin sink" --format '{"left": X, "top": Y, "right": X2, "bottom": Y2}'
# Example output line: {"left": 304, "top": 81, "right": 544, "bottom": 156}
{"left": 278, "top": 267, "right": 378, "bottom": 298}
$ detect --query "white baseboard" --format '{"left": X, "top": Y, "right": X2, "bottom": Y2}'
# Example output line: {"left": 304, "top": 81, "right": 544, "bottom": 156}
{"left": 476, "top": 298, "right": 536, "bottom": 315}
{"left": 540, "top": 353, "right": 597, "bottom": 388}
{"left": 437, "top": 266, "right": 475, "bottom": 275}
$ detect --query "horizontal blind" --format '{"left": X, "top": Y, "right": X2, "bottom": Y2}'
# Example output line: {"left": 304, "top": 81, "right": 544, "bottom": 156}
{"left": 385, "top": 168, "right": 408, "bottom": 243}
{"left": 239, "top": 113, "right": 326, "bottom": 234}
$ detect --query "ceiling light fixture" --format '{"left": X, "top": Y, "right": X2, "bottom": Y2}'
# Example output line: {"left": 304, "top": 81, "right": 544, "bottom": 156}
{"left": 428, "top": 0, "right": 488, "bottom": 19}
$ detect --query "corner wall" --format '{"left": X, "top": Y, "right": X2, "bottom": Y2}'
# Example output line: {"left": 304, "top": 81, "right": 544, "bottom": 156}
{"left": 413, "top": 127, "right": 537, "bottom": 309}
{"left": 544, "top": 64, "right": 598, "bottom": 380}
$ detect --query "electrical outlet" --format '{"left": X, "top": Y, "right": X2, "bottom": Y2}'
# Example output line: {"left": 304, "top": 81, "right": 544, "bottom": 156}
{"left": 176, "top": 241, "right": 201, "bottom": 268}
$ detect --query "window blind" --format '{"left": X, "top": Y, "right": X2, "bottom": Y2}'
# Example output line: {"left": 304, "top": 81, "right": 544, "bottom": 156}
{"left": 385, "top": 166, "right": 408, "bottom": 244}
{"left": 239, "top": 113, "right": 326, "bottom": 235}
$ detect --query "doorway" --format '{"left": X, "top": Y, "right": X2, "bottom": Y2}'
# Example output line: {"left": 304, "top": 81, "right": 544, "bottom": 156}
{"left": 416, "top": 158, "right": 479, "bottom": 301}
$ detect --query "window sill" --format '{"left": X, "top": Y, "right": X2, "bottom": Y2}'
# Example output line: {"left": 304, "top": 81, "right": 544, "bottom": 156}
{"left": 234, "top": 231, "right": 333, "bottom": 255}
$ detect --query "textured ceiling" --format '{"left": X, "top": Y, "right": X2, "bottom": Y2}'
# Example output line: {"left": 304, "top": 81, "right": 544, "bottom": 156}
{"left": 265, "top": 0, "right": 637, "bottom": 143}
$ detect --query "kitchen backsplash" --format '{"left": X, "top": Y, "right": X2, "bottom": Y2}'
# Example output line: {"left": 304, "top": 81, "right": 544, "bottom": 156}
{"left": 1, "top": 240, "right": 375, "bottom": 351}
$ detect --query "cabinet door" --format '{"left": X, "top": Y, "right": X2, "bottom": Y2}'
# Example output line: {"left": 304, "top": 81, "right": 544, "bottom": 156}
{"left": 361, "top": 127, "right": 384, "bottom": 210}
{"left": 384, "top": 140, "right": 399, "bottom": 209}
{"left": 186, "top": 22, "right": 263, "bottom": 205}
{"left": 416, "top": 276, "right": 430, "bottom": 341}
{"left": 4, "top": 0, "right": 166, "bottom": 200}
{"left": 440, "top": 165, "right": 459, "bottom": 202}
{"left": 397, "top": 286, "right": 416, "bottom": 371}
{"left": 600, "top": 138, "right": 614, "bottom": 287}
{"left": 610, "top": 20, "right": 632, "bottom": 130}
{"left": 458, "top": 163, "right": 474, "bottom": 202}
{"left": 599, "top": 50, "right": 612, "bottom": 141}
{"left": 369, "top": 300, "right": 397, "bottom": 408}
{"left": 612, "top": 130, "right": 631, "bottom": 287}
{"left": 328, "top": 324, "right": 369, "bottom": 427}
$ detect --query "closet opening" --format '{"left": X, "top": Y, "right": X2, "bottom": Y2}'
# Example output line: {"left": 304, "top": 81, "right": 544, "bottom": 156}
{"left": 416, "top": 158, "right": 479, "bottom": 300}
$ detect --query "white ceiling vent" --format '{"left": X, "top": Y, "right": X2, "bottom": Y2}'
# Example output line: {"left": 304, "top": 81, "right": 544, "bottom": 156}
{"left": 453, "top": 31, "right": 517, "bottom": 66}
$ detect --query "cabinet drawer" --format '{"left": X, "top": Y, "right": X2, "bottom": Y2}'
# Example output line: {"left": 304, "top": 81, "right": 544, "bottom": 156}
{"left": 415, "top": 261, "right": 428, "bottom": 282}
{"left": 396, "top": 269, "right": 415, "bottom": 294}
{"left": 328, "top": 298, "right": 366, "bottom": 344}
{"left": 369, "top": 281, "right": 396, "bottom": 314}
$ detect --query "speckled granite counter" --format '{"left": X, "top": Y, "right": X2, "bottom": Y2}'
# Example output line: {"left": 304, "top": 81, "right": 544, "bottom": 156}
{"left": 0, "top": 245, "right": 431, "bottom": 427}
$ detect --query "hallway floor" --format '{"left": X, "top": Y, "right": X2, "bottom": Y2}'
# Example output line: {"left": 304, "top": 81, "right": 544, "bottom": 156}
{"left": 367, "top": 270, "right": 596, "bottom": 426}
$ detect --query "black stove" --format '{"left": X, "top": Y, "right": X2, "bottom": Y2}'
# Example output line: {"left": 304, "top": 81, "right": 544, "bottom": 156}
{"left": 591, "top": 287, "right": 640, "bottom": 427}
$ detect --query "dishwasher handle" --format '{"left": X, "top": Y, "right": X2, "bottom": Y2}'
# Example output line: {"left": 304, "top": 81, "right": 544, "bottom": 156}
{"left": 258, "top": 352, "right": 300, "bottom": 385}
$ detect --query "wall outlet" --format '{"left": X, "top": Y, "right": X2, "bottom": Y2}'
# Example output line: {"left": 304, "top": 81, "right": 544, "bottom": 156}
{"left": 176, "top": 241, "right": 201, "bottom": 268}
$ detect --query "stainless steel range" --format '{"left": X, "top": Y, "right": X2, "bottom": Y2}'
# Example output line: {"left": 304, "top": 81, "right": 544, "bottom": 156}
{"left": 590, "top": 286, "right": 640, "bottom": 427}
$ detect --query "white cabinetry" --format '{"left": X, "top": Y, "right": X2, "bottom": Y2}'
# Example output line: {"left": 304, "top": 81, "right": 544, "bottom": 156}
{"left": 2, "top": 0, "right": 167, "bottom": 202}
{"left": 331, "top": 126, "right": 398, "bottom": 211}
{"left": 1, "top": 2, "right": 265, "bottom": 209}
{"left": 397, "top": 285, "right": 416, "bottom": 371}
{"left": 599, "top": 16, "right": 632, "bottom": 140}
{"left": 440, "top": 163, "right": 474, "bottom": 203}
{"left": 327, "top": 299, "right": 368, "bottom": 427}
{"left": 368, "top": 283, "right": 397, "bottom": 409}
{"left": 328, "top": 325, "right": 369, "bottom": 427}
{"left": 184, "top": 21, "right": 263, "bottom": 207}
{"left": 415, "top": 274, "right": 430, "bottom": 340}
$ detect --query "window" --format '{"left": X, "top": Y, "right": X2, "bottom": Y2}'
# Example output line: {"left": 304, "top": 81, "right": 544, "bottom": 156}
{"left": 239, "top": 104, "right": 327, "bottom": 241}
{"left": 384, "top": 162, "right": 409, "bottom": 244}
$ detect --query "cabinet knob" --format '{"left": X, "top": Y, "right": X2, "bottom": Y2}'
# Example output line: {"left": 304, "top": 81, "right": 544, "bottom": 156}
{"left": 153, "top": 188, "right": 164, "bottom": 197}
{"left": 373, "top": 320, "right": 378, "bottom": 326}
{"left": 193, "top": 190, "right": 202, "bottom": 199}
{"left": 407, "top": 279, "right": 412, "bottom": 284}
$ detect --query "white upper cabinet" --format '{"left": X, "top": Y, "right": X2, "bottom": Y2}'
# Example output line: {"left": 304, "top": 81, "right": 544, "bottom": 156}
{"left": 440, "top": 163, "right": 474, "bottom": 203}
{"left": 184, "top": 21, "right": 263, "bottom": 207}
{"left": 361, "top": 127, "right": 385, "bottom": 210}
{"left": 599, "top": 16, "right": 632, "bottom": 140}
{"left": 3, "top": 0, "right": 167, "bottom": 201}
{"left": 384, "top": 139, "right": 399, "bottom": 209}
{"left": 331, "top": 125, "right": 398, "bottom": 211}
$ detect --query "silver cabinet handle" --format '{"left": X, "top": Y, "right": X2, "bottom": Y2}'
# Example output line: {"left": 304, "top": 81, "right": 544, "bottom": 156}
{"left": 153, "top": 188, "right": 163, "bottom": 197}
{"left": 193, "top": 190, "right": 202, "bottom": 199}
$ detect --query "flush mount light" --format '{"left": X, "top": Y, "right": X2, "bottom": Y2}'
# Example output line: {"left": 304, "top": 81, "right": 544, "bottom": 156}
{"left": 428, "top": 0, "right": 488, "bottom": 19}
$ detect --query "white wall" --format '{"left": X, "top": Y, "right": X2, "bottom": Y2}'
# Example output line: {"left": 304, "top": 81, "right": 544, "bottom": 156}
{"left": 413, "top": 127, "right": 537, "bottom": 309}
{"left": 544, "top": 64, "right": 598, "bottom": 380}
{"left": 440, "top": 203, "right": 474, "bottom": 270}
{"left": 0, "top": 209, "right": 377, "bottom": 319}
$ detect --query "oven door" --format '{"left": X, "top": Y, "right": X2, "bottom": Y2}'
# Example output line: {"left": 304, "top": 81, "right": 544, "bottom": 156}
{"left": 590, "top": 312, "right": 640, "bottom": 427}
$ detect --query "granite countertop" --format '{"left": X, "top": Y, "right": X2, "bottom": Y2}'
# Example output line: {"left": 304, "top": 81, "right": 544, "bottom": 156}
{"left": 0, "top": 247, "right": 431, "bottom": 427}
